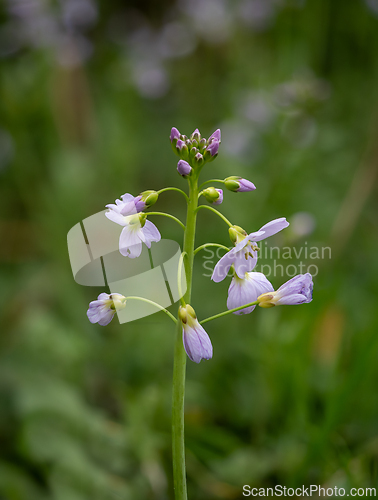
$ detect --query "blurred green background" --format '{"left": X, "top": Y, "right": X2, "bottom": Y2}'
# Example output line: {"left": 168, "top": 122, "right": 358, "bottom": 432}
{"left": 1, "top": 0, "right": 378, "bottom": 498}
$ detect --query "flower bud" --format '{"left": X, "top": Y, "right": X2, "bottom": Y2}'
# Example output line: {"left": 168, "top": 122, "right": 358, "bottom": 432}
{"left": 170, "top": 127, "right": 180, "bottom": 144}
{"left": 198, "top": 138, "right": 207, "bottom": 151}
{"left": 191, "top": 128, "right": 201, "bottom": 142}
{"left": 228, "top": 225, "right": 247, "bottom": 244}
{"left": 203, "top": 140, "right": 219, "bottom": 162}
{"left": 189, "top": 146, "right": 198, "bottom": 160}
{"left": 193, "top": 152, "right": 204, "bottom": 167}
{"left": 224, "top": 176, "right": 256, "bottom": 192}
{"left": 140, "top": 190, "right": 159, "bottom": 208}
{"left": 176, "top": 139, "right": 189, "bottom": 159}
{"left": 203, "top": 187, "right": 223, "bottom": 205}
{"left": 208, "top": 128, "right": 221, "bottom": 143}
{"left": 177, "top": 160, "right": 192, "bottom": 177}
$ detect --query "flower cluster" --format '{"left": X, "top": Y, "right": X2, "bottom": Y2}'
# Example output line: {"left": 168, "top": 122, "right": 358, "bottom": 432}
{"left": 85, "top": 125, "right": 314, "bottom": 366}
{"left": 171, "top": 127, "right": 221, "bottom": 166}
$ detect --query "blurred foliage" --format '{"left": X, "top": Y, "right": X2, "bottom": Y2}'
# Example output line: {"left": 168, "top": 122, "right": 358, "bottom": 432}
{"left": 1, "top": 0, "right": 378, "bottom": 499}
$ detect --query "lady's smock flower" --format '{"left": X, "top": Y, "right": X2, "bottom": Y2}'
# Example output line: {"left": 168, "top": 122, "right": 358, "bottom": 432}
{"left": 179, "top": 305, "right": 213, "bottom": 363}
{"left": 258, "top": 273, "right": 313, "bottom": 307}
{"left": 87, "top": 293, "right": 126, "bottom": 326}
{"left": 227, "top": 272, "right": 274, "bottom": 314}
{"left": 105, "top": 210, "right": 161, "bottom": 258}
{"left": 211, "top": 218, "right": 289, "bottom": 282}
{"left": 106, "top": 191, "right": 158, "bottom": 217}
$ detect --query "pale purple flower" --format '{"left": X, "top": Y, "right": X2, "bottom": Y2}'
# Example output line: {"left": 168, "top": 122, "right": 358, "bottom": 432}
{"left": 211, "top": 217, "right": 289, "bottom": 282}
{"left": 177, "top": 159, "right": 192, "bottom": 177}
{"left": 105, "top": 210, "right": 161, "bottom": 258}
{"left": 106, "top": 193, "right": 146, "bottom": 216}
{"left": 170, "top": 127, "right": 180, "bottom": 143}
{"left": 208, "top": 128, "right": 221, "bottom": 143}
{"left": 258, "top": 273, "right": 313, "bottom": 307}
{"left": 227, "top": 272, "right": 274, "bottom": 314}
{"left": 179, "top": 305, "right": 213, "bottom": 363}
{"left": 87, "top": 293, "right": 126, "bottom": 326}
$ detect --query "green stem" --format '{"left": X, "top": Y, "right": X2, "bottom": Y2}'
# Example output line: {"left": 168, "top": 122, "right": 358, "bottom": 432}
{"left": 195, "top": 205, "right": 233, "bottom": 227}
{"left": 198, "top": 179, "right": 225, "bottom": 190}
{"left": 194, "top": 243, "right": 230, "bottom": 256}
{"left": 200, "top": 301, "right": 259, "bottom": 325}
{"left": 157, "top": 187, "right": 189, "bottom": 202}
{"left": 146, "top": 212, "right": 186, "bottom": 230}
{"left": 172, "top": 174, "right": 199, "bottom": 500}
{"left": 124, "top": 296, "right": 177, "bottom": 324}
{"left": 177, "top": 252, "right": 187, "bottom": 306}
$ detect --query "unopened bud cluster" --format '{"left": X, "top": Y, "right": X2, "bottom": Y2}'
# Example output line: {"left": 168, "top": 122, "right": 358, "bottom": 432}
{"left": 171, "top": 127, "right": 221, "bottom": 176}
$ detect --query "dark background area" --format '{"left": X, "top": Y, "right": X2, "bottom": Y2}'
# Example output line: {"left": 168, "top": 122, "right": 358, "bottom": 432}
{"left": 1, "top": 0, "right": 378, "bottom": 498}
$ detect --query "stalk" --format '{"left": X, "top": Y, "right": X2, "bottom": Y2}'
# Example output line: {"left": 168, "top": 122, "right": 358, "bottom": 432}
{"left": 172, "top": 175, "right": 199, "bottom": 500}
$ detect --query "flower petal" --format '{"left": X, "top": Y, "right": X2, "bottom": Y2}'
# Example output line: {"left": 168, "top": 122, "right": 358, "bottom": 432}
{"left": 182, "top": 322, "right": 213, "bottom": 363}
{"left": 227, "top": 278, "right": 255, "bottom": 314}
{"left": 119, "top": 226, "right": 143, "bottom": 258}
{"left": 98, "top": 293, "right": 110, "bottom": 300}
{"left": 105, "top": 210, "right": 127, "bottom": 226}
{"left": 97, "top": 309, "right": 115, "bottom": 326}
{"left": 227, "top": 272, "right": 273, "bottom": 314}
{"left": 142, "top": 220, "right": 161, "bottom": 248}
{"left": 253, "top": 217, "right": 289, "bottom": 242}
{"left": 211, "top": 249, "right": 235, "bottom": 282}
{"left": 275, "top": 294, "right": 308, "bottom": 306}
{"left": 233, "top": 249, "right": 258, "bottom": 278}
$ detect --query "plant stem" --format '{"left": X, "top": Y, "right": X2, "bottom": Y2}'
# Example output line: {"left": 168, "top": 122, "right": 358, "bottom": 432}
{"left": 200, "top": 301, "right": 259, "bottom": 324}
{"left": 195, "top": 205, "right": 233, "bottom": 227}
{"left": 198, "top": 179, "right": 225, "bottom": 190}
{"left": 194, "top": 243, "right": 230, "bottom": 256}
{"left": 157, "top": 187, "right": 189, "bottom": 202}
{"left": 146, "top": 212, "right": 186, "bottom": 230}
{"left": 172, "top": 174, "right": 199, "bottom": 500}
{"left": 124, "top": 296, "right": 177, "bottom": 324}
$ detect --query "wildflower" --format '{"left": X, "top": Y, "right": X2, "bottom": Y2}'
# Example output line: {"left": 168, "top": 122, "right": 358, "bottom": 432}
{"left": 203, "top": 187, "right": 223, "bottom": 205}
{"left": 105, "top": 210, "right": 161, "bottom": 258}
{"left": 87, "top": 293, "right": 126, "bottom": 326}
{"left": 177, "top": 160, "right": 192, "bottom": 177}
{"left": 106, "top": 192, "right": 158, "bottom": 217}
{"left": 224, "top": 176, "right": 256, "bottom": 192}
{"left": 227, "top": 272, "right": 274, "bottom": 314}
{"left": 258, "top": 273, "right": 313, "bottom": 307}
{"left": 211, "top": 218, "right": 289, "bottom": 282}
{"left": 179, "top": 304, "right": 213, "bottom": 363}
